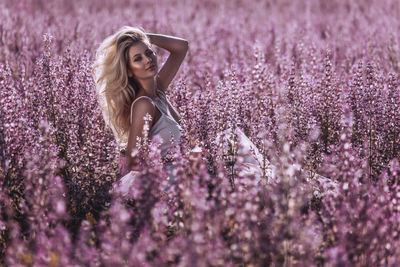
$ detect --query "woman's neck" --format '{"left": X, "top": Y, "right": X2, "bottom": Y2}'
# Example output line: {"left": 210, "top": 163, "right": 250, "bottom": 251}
{"left": 136, "top": 77, "right": 158, "bottom": 98}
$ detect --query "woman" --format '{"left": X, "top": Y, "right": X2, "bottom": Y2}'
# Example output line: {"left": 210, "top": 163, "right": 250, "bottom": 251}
{"left": 92, "top": 26, "right": 201, "bottom": 197}
{"left": 92, "top": 26, "right": 336, "bottom": 198}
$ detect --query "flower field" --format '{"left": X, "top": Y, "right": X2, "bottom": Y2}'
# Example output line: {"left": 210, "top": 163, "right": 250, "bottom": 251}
{"left": 1, "top": 0, "right": 400, "bottom": 266}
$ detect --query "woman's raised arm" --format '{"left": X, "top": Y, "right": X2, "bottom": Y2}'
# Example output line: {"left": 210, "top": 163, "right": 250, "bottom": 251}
{"left": 146, "top": 33, "right": 188, "bottom": 53}
{"left": 146, "top": 33, "right": 189, "bottom": 92}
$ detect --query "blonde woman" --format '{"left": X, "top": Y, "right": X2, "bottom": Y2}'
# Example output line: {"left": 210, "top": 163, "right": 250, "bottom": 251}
{"left": 92, "top": 26, "right": 199, "bottom": 196}
{"left": 92, "top": 26, "right": 336, "bottom": 198}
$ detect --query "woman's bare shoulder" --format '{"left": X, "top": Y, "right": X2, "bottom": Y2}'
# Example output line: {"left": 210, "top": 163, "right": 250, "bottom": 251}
{"left": 130, "top": 97, "right": 156, "bottom": 124}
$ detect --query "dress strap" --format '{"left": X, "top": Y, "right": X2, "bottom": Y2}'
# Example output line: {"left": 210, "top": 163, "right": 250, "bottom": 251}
{"left": 132, "top": 96, "right": 154, "bottom": 106}
{"left": 156, "top": 88, "right": 166, "bottom": 99}
{"left": 130, "top": 96, "right": 154, "bottom": 124}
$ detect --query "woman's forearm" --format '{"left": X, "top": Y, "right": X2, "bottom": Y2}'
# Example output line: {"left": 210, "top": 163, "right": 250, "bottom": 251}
{"left": 146, "top": 33, "right": 188, "bottom": 53}
{"left": 126, "top": 154, "right": 144, "bottom": 172}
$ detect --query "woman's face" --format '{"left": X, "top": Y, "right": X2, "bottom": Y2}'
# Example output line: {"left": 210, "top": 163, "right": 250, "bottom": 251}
{"left": 127, "top": 41, "right": 158, "bottom": 79}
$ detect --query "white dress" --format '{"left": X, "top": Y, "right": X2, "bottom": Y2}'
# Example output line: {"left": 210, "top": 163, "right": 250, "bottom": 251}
{"left": 215, "top": 127, "right": 276, "bottom": 185}
{"left": 112, "top": 89, "right": 337, "bottom": 197}
{"left": 215, "top": 126, "right": 338, "bottom": 194}
{"left": 112, "top": 89, "right": 183, "bottom": 197}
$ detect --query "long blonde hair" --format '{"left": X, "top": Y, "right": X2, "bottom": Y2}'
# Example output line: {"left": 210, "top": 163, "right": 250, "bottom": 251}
{"left": 92, "top": 26, "right": 151, "bottom": 151}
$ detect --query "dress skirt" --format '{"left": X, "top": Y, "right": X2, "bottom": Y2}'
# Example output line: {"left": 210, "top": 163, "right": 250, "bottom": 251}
{"left": 112, "top": 157, "right": 176, "bottom": 198}
{"left": 112, "top": 127, "right": 338, "bottom": 198}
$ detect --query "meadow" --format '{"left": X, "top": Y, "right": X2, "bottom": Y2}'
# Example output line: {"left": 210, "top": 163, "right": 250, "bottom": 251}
{"left": 1, "top": 0, "right": 400, "bottom": 265}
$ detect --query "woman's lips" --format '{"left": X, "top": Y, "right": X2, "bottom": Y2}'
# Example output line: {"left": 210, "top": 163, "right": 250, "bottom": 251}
{"left": 147, "top": 64, "right": 155, "bottom": 70}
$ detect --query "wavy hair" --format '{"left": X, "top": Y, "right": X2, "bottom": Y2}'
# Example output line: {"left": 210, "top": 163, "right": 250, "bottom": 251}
{"left": 92, "top": 26, "right": 152, "bottom": 151}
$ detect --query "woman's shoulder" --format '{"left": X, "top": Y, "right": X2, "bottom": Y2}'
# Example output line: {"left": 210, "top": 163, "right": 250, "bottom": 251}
{"left": 130, "top": 96, "right": 156, "bottom": 113}
{"left": 130, "top": 96, "right": 157, "bottom": 124}
{"left": 131, "top": 95, "right": 155, "bottom": 107}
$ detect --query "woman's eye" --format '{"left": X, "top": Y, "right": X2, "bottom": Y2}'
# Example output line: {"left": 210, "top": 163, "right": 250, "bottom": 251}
{"left": 134, "top": 51, "right": 153, "bottom": 61}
